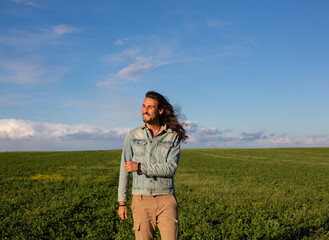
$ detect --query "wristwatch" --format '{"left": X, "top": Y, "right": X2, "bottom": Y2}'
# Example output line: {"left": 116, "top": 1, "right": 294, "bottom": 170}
{"left": 137, "top": 162, "right": 142, "bottom": 173}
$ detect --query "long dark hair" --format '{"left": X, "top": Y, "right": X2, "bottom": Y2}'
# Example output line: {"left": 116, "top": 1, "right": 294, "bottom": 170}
{"left": 146, "top": 91, "right": 188, "bottom": 142}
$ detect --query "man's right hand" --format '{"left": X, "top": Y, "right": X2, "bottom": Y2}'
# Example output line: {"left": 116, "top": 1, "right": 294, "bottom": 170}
{"left": 118, "top": 205, "right": 128, "bottom": 220}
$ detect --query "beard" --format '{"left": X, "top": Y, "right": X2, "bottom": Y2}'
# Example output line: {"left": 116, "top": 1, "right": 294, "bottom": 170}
{"left": 142, "top": 113, "right": 159, "bottom": 124}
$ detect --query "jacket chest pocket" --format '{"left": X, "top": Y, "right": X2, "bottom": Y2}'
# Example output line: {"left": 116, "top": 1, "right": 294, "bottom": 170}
{"left": 157, "top": 141, "right": 173, "bottom": 160}
{"left": 132, "top": 139, "right": 147, "bottom": 157}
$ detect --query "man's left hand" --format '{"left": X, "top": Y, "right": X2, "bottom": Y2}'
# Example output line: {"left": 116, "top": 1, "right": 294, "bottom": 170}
{"left": 124, "top": 161, "right": 139, "bottom": 172}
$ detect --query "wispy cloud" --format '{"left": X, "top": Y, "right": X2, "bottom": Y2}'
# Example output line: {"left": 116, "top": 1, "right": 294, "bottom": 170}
{"left": 114, "top": 38, "right": 128, "bottom": 46}
{"left": 0, "top": 58, "right": 68, "bottom": 85}
{"left": 0, "top": 25, "right": 79, "bottom": 48}
{"left": 10, "top": 0, "right": 39, "bottom": 7}
{"left": 97, "top": 57, "right": 169, "bottom": 86}
{"left": 0, "top": 29, "right": 50, "bottom": 47}
{"left": 51, "top": 24, "right": 78, "bottom": 36}
{"left": 206, "top": 18, "right": 228, "bottom": 28}
{"left": 115, "top": 57, "right": 168, "bottom": 81}
{"left": 0, "top": 95, "right": 32, "bottom": 107}
{"left": 101, "top": 48, "right": 141, "bottom": 63}
{"left": 0, "top": 59, "right": 46, "bottom": 85}
{"left": 98, "top": 36, "right": 176, "bottom": 86}
{"left": 0, "top": 25, "right": 77, "bottom": 85}
{"left": 63, "top": 100, "right": 114, "bottom": 111}
{"left": 114, "top": 39, "right": 124, "bottom": 46}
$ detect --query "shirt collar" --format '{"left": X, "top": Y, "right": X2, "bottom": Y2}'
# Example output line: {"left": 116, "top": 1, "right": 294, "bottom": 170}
{"left": 140, "top": 123, "right": 172, "bottom": 133}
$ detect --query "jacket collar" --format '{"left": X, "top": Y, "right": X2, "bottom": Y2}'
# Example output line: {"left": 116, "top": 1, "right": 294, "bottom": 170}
{"left": 140, "top": 123, "right": 172, "bottom": 133}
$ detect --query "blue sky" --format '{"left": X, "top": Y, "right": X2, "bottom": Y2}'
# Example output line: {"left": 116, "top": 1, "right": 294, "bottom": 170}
{"left": 1, "top": 0, "right": 329, "bottom": 151}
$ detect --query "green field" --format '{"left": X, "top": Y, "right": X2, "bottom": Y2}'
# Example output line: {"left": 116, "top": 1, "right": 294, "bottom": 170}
{"left": 1, "top": 148, "right": 329, "bottom": 239}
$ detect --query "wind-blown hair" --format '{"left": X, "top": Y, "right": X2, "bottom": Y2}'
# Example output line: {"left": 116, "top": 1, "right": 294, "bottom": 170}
{"left": 146, "top": 91, "right": 188, "bottom": 142}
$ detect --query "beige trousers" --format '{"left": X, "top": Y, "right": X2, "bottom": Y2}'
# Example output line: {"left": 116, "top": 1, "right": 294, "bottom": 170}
{"left": 131, "top": 194, "right": 179, "bottom": 240}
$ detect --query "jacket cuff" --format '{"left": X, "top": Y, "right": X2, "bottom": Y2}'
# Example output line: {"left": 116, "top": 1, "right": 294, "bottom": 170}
{"left": 118, "top": 193, "right": 128, "bottom": 202}
{"left": 141, "top": 162, "right": 149, "bottom": 175}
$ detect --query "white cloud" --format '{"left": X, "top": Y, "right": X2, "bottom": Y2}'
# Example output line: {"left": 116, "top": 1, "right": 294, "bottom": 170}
{"left": 51, "top": 24, "right": 78, "bottom": 36}
{"left": 114, "top": 38, "right": 128, "bottom": 46}
{"left": 184, "top": 121, "right": 329, "bottom": 148}
{"left": 97, "top": 57, "right": 169, "bottom": 86}
{"left": 1, "top": 119, "right": 328, "bottom": 151}
{"left": 240, "top": 131, "right": 268, "bottom": 141}
{"left": 0, "top": 119, "right": 129, "bottom": 151}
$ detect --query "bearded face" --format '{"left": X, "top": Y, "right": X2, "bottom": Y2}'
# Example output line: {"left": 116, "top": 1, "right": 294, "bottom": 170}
{"left": 142, "top": 97, "right": 163, "bottom": 124}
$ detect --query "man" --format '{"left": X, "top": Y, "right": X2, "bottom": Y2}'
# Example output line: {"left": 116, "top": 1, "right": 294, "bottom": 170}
{"left": 117, "top": 91, "right": 188, "bottom": 240}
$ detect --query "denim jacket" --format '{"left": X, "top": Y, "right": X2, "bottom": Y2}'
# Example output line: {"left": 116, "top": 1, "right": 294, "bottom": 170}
{"left": 118, "top": 124, "right": 181, "bottom": 202}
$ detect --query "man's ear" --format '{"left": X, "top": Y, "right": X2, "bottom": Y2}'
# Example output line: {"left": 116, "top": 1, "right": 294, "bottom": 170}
{"left": 159, "top": 108, "right": 164, "bottom": 115}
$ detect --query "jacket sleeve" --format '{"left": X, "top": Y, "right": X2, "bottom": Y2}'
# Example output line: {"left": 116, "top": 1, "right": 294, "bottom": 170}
{"left": 141, "top": 134, "right": 180, "bottom": 178}
{"left": 117, "top": 133, "right": 132, "bottom": 202}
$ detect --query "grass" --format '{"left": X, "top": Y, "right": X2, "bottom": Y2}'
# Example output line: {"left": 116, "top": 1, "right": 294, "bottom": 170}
{"left": 1, "top": 148, "right": 329, "bottom": 239}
